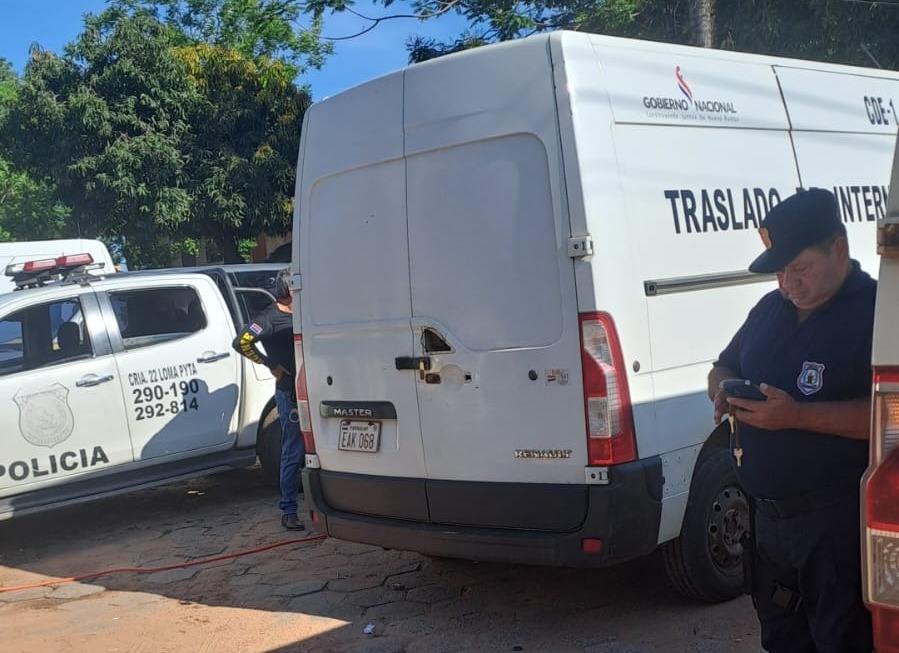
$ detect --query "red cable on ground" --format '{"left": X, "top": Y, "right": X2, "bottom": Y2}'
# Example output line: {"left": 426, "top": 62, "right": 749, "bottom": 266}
{"left": 0, "top": 532, "right": 327, "bottom": 594}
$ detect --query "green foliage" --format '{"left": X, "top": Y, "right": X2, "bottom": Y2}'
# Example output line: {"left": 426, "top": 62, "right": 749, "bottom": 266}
{"left": 0, "top": 11, "right": 198, "bottom": 267}
{"left": 111, "top": 0, "right": 333, "bottom": 75}
{"left": 176, "top": 42, "right": 310, "bottom": 263}
{"left": 237, "top": 237, "right": 258, "bottom": 262}
{"left": 0, "top": 59, "right": 16, "bottom": 121}
{"left": 715, "top": 0, "right": 899, "bottom": 69}
{"left": 0, "top": 8, "right": 314, "bottom": 267}
{"left": 376, "top": 0, "right": 899, "bottom": 70}
{"left": 0, "top": 158, "right": 70, "bottom": 241}
{"left": 0, "top": 58, "right": 72, "bottom": 242}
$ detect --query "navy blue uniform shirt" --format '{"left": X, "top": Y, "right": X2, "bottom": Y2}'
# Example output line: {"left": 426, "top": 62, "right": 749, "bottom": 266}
{"left": 232, "top": 303, "right": 296, "bottom": 393}
{"left": 715, "top": 260, "right": 875, "bottom": 499}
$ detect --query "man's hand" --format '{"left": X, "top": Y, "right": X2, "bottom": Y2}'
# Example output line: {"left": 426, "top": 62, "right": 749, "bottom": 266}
{"left": 713, "top": 381, "right": 735, "bottom": 424}
{"left": 271, "top": 364, "right": 289, "bottom": 381}
{"left": 727, "top": 383, "right": 800, "bottom": 430}
{"left": 709, "top": 365, "right": 740, "bottom": 423}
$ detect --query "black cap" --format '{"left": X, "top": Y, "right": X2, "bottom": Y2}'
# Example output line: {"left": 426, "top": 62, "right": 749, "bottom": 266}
{"left": 749, "top": 189, "right": 844, "bottom": 274}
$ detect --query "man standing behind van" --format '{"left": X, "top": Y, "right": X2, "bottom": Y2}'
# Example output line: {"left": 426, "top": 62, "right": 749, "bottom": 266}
{"left": 233, "top": 268, "right": 305, "bottom": 531}
{"left": 708, "top": 189, "right": 874, "bottom": 653}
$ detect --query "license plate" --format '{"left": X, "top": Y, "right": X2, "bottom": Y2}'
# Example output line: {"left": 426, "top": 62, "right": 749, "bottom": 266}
{"left": 338, "top": 420, "right": 381, "bottom": 453}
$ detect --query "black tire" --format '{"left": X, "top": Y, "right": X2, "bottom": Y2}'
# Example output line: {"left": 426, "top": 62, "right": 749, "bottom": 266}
{"left": 662, "top": 448, "right": 749, "bottom": 603}
{"left": 257, "top": 408, "right": 282, "bottom": 486}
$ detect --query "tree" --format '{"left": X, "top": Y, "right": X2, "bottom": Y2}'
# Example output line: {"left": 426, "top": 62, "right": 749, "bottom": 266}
{"left": 111, "top": 0, "right": 333, "bottom": 76}
{"left": 0, "top": 8, "right": 315, "bottom": 266}
{"left": 100, "top": 2, "right": 323, "bottom": 263}
{"left": 0, "top": 159, "right": 70, "bottom": 242}
{"left": 346, "top": 0, "right": 899, "bottom": 69}
{"left": 176, "top": 43, "right": 311, "bottom": 263}
{"left": 716, "top": 0, "right": 899, "bottom": 69}
{"left": 0, "top": 58, "right": 70, "bottom": 242}
{"left": 0, "top": 11, "right": 199, "bottom": 267}
{"left": 689, "top": 0, "right": 715, "bottom": 48}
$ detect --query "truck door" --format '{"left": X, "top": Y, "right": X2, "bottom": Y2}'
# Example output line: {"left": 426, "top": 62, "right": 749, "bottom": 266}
{"left": 101, "top": 279, "right": 241, "bottom": 461}
{"left": 0, "top": 291, "right": 131, "bottom": 496}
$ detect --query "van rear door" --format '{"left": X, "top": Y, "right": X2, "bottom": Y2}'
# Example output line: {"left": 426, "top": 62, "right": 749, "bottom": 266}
{"left": 402, "top": 42, "right": 586, "bottom": 529}
{"left": 298, "top": 75, "right": 429, "bottom": 520}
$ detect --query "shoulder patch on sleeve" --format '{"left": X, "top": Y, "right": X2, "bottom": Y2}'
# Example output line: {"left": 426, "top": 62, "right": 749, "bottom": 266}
{"left": 249, "top": 323, "right": 263, "bottom": 336}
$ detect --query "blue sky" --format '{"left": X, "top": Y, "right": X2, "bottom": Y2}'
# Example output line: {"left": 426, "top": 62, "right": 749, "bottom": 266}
{"left": 0, "top": 0, "right": 468, "bottom": 100}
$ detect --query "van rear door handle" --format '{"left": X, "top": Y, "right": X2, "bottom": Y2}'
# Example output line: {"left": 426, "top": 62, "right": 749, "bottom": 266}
{"left": 395, "top": 356, "right": 431, "bottom": 380}
{"left": 76, "top": 374, "right": 114, "bottom": 387}
{"left": 395, "top": 356, "right": 431, "bottom": 370}
{"left": 197, "top": 351, "right": 230, "bottom": 363}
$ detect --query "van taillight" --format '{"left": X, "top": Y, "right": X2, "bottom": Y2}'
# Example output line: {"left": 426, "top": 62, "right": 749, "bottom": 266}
{"left": 294, "top": 334, "right": 315, "bottom": 454}
{"left": 579, "top": 312, "right": 636, "bottom": 465}
{"left": 865, "top": 368, "right": 899, "bottom": 651}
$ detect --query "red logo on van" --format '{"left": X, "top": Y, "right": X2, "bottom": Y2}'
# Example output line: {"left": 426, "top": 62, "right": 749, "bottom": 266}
{"left": 675, "top": 66, "right": 693, "bottom": 103}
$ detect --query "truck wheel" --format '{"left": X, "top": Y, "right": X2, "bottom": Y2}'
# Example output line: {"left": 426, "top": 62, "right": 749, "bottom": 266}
{"left": 257, "top": 409, "right": 282, "bottom": 485}
{"left": 662, "top": 448, "right": 749, "bottom": 603}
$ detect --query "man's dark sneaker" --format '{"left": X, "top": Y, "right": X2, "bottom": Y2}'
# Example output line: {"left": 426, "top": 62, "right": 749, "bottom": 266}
{"left": 281, "top": 514, "right": 304, "bottom": 531}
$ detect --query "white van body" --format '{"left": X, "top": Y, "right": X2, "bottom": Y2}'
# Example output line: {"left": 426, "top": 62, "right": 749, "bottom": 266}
{"left": 293, "top": 31, "right": 899, "bottom": 601}
{"left": 0, "top": 239, "right": 116, "bottom": 294}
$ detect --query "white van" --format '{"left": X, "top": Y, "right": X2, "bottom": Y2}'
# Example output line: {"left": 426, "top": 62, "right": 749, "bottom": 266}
{"left": 0, "top": 239, "right": 116, "bottom": 294}
{"left": 292, "top": 31, "right": 899, "bottom": 602}
{"left": 863, "top": 133, "right": 899, "bottom": 650}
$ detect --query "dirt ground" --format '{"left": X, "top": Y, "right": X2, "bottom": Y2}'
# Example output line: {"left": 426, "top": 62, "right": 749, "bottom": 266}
{"left": 0, "top": 467, "right": 761, "bottom": 653}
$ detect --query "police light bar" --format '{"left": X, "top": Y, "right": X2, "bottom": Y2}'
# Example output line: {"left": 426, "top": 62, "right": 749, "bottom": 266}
{"left": 55, "top": 253, "right": 94, "bottom": 268}
{"left": 5, "top": 257, "right": 55, "bottom": 276}
{"left": 4, "top": 253, "right": 96, "bottom": 278}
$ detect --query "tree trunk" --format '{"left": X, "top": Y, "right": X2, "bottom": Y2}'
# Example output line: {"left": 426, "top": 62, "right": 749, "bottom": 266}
{"left": 689, "top": 0, "right": 716, "bottom": 48}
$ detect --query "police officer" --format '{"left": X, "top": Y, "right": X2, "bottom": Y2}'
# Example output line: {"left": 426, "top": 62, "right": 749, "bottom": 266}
{"left": 708, "top": 189, "right": 874, "bottom": 653}
{"left": 233, "top": 268, "right": 305, "bottom": 531}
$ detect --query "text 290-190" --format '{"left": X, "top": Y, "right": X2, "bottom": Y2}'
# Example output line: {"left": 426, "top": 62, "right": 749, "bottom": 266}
{"left": 132, "top": 381, "right": 200, "bottom": 421}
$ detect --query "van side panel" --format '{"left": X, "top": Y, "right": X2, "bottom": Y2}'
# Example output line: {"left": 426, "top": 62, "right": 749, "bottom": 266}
{"left": 775, "top": 65, "right": 899, "bottom": 277}
{"left": 556, "top": 33, "right": 801, "bottom": 543}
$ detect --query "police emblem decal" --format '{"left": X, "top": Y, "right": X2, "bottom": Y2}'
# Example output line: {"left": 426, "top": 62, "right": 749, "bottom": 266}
{"left": 14, "top": 383, "right": 75, "bottom": 448}
{"left": 797, "top": 361, "right": 825, "bottom": 396}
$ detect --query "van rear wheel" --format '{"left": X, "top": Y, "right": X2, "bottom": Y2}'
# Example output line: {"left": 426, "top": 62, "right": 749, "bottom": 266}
{"left": 662, "top": 448, "right": 749, "bottom": 603}
{"left": 257, "top": 408, "right": 282, "bottom": 485}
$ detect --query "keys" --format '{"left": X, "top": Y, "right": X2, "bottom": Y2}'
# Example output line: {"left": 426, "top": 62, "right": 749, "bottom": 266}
{"left": 728, "top": 415, "right": 743, "bottom": 467}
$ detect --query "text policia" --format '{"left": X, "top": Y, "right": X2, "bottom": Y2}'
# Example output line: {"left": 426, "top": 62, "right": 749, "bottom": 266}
{"left": 664, "top": 185, "right": 890, "bottom": 235}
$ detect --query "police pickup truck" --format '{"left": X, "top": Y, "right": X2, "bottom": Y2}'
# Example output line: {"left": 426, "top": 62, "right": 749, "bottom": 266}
{"left": 0, "top": 254, "right": 287, "bottom": 519}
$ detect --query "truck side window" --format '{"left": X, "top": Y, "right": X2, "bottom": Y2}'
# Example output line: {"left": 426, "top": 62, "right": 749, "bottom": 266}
{"left": 231, "top": 271, "right": 277, "bottom": 324}
{"left": 237, "top": 291, "right": 274, "bottom": 325}
{"left": 109, "top": 286, "right": 206, "bottom": 350}
{"left": 0, "top": 299, "right": 91, "bottom": 375}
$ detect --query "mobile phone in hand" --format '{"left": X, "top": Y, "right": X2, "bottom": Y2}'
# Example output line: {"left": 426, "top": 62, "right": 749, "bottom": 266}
{"left": 721, "top": 379, "right": 766, "bottom": 401}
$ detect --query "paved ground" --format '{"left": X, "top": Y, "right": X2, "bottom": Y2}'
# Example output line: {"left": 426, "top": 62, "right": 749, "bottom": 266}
{"left": 0, "top": 467, "right": 760, "bottom": 653}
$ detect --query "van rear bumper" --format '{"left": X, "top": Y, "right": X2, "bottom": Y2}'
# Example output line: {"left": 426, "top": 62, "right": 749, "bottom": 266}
{"left": 302, "top": 456, "right": 663, "bottom": 567}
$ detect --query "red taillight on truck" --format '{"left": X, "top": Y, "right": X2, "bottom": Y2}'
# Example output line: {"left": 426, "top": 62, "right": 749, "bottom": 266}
{"left": 865, "top": 368, "right": 899, "bottom": 652}
{"left": 579, "top": 312, "right": 637, "bottom": 466}
{"left": 294, "top": 334, "right": 315, "bottom": 454}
